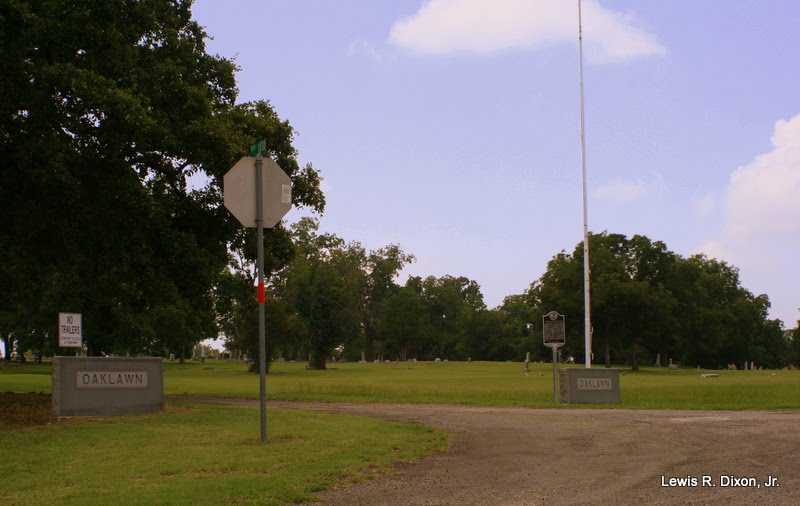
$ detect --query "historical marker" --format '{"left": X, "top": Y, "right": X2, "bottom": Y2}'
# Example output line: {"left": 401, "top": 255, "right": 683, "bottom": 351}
{"left": 543, "top": 311, "right": 566, "bottom": 348}
{"left": 543, "top": 311, "right": 565, "bottom": 402}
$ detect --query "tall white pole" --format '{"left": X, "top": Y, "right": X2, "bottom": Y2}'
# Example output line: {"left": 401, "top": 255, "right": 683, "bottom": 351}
{"left": 578, "top": 0, "right": 592, "bottom": 368}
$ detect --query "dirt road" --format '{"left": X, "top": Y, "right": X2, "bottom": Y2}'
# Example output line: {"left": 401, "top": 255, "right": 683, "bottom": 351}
{"left": 202, "top": 399, "right": 800, "bottom": 505}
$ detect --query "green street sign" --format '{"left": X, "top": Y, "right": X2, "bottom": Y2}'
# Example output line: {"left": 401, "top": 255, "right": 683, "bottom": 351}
{"left": 249, "top": 138, "right": 266, "bottom": 157}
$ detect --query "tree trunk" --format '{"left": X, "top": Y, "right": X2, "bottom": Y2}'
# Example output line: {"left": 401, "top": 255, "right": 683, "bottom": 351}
{"left": 630, "top": 342, "right": 640, "bottom": 371}
{"left": 364, "top": 315, "right": 376, "bottom": 362}
{"left": 604, "top": 334, "right": 612, "bottom": 368}
{"left": 308, "top": 352, "right": 327, "bottom": 370}
{"left": 399, "top": 344, "right": 408, "bottom": 362}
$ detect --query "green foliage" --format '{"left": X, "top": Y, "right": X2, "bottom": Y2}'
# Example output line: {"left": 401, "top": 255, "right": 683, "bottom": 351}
{"left": 0, "top": 1, "right": 324, "bottom": 358}
{"left": 792, "top": 323, "right": 800, "bottom": 365}
{"left": 361, "top": 245, "right": 415, "bottom": 361}
{"left": 529, "top": 233, "right": 789, "bottom": 369}
{"left": 408, "top": 275, "right": 487, "bottom": 360}
{"left": 270, "top": 218, "right": 364, "bottom": 369}
{"left": 379, "top": 286, "right": 428, "bottom": 361}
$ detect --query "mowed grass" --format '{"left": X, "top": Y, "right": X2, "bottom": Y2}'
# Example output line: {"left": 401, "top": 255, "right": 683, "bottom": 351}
{"left": 164, "top": 359, "right": 800, "bottom": 410}
{"left": 1, "top": 360, "right": 796, "bottom": 505}
{"left": 3, "top": 359, "right": 800, "bottom": 409}
{"left": 0, "top": 397, "right": 447, "bottom": 506}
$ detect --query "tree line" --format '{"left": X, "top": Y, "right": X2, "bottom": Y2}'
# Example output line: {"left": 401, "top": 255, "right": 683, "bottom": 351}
{"left": 221, "top": 221, "right": 798, "bottom": 371}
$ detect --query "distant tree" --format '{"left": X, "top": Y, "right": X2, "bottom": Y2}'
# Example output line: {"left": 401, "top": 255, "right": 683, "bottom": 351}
{"left": 459, "top": 309, "right": 512, "bottom": 361}
{"left": 273, "top": 218, "right": 362, "bottom": 370}
{"left": 362, "top": 246, "right": 414, "bottom": 361}
{"left": 380, "top": 286, "right": 428, "bottom": 361}
{"left": 531, "top": 233, "right": 786, "bottom": 370}
{"left": 498, "top": 293, "right": 541, "bottom": 361}
{"left": 669, "top": 255, "right": 784, "bottom": 368}
{"left": 409, "top": 275, "right": 486, "bottom": 359}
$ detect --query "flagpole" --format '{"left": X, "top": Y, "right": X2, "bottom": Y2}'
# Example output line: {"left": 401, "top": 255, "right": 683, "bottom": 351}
{"left": 578, "top": 0, "right": 592, "bottom": 368}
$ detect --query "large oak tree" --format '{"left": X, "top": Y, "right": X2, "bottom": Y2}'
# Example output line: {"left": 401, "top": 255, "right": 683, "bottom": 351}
{"left": 0, "top": 0, "right": 324, "bottom": 357}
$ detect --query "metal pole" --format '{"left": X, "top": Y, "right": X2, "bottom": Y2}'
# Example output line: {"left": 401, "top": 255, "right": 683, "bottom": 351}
{"left": 578, "top": 0, "right": 592, "bottom": 368}
{"left": 255, "top": 154, "right": 267, "bottom": 443}
{"left": 552, "top": 347, "right": 559, "bottom": 403}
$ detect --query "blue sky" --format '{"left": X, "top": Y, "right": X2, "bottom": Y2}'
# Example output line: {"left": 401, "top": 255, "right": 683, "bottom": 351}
{"left": 193, "top": 0, "right": 799, "bottom": 327}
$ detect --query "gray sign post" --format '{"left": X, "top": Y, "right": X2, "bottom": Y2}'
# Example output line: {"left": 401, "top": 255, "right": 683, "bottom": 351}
{"left": 224, "top": 141, "right": 292, "bottom": 443}
{"left": 543, "top": 311, "right": 566, "bottom": 403}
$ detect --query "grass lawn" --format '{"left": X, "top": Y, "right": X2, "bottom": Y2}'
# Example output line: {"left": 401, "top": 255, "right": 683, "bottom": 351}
{"left": 167, "top": 359, "right": 800, "bottom": 410}
{"left": 1, "top": 359, "right": 797, "bottom": 505}
{"left": 0, "top": 393, "right": 446, "bottom": 506}
{"left": 3, "top": 359, "right": 799, "bottom": 409}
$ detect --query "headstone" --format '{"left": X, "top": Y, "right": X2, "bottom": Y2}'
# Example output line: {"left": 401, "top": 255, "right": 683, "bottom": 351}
{"left": 655, "top": 353, "right": 661, "bottom": 367}
{"left": 359, "top": 351, "right": 367, "bottom": 363}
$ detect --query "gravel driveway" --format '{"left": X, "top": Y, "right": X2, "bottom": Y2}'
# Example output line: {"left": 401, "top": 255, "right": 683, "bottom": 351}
{"left": 196, "top": 399, "right": 800, "bottom": 505}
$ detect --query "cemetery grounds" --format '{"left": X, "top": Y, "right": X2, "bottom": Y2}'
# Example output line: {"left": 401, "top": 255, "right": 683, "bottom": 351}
{"left": 2, "top": 360, "right": 799, "bottom": 505}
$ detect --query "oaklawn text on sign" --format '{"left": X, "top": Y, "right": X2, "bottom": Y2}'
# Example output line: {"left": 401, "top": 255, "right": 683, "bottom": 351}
{"left": 76, "top": 371, "right": 148, "bottom": 389}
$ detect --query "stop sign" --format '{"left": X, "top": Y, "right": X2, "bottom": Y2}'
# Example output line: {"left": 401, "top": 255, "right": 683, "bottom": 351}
{"left": 223, "top": 156, "right": 292, "bottom": 228}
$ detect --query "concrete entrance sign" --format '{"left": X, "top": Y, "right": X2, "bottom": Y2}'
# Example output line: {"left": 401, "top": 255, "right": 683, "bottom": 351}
{"left": 52, "top": 357, "right": 164, "bottom": 416}
{"left": 559, "top": 368, "right": 620, "bottom": 404}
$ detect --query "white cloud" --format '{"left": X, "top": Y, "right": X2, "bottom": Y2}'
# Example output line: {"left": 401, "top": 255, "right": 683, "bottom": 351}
{"left": 725, "top": 116, "right": 800, "bottom": 241}
{"left": 696, "top": 114, "right": 800, "bottom": 324}
{"left": 388, "top": 0, "right": 665, "bottom": 63}
{"left": 693, "top": 191, "right": 718, "bottom": 217}
{"left": 347, "top": 40, "right": 392, "bottom": 63}
{"left": 593, "top": 179, "right": 649, "bottom": 202}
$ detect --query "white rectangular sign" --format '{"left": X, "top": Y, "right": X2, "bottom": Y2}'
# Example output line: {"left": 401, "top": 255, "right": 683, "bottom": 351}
{"left": 76, "top": 371, "right": 149, "bottom": 389}
{"left": 59, "top": 312, "right": 82, "bottom": 348}
{"left": 577, "top": 377, "right": 613, "bottom": 391}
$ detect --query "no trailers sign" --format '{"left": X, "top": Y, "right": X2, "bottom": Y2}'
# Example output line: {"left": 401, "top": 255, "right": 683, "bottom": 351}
{"left": 59, "top": 312, "right": 82, "bottom": 348}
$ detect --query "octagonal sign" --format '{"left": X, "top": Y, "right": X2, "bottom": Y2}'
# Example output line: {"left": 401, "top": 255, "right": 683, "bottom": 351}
{"left": 224, "top": 156, "right": 292, "bottom": 228}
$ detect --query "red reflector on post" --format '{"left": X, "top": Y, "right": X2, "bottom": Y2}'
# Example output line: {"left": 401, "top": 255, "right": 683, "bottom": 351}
{"left": 257, "top": 282, "right": 265, "bottom": 304}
